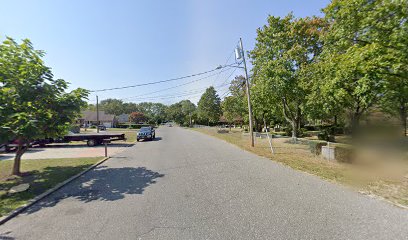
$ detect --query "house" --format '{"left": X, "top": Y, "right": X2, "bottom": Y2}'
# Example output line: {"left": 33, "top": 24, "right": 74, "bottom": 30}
{"left": 78, "top": 111, "right": 118, "bottom": 128}
{"left": 117, "top": 114, "right": 129, "bottom": 124}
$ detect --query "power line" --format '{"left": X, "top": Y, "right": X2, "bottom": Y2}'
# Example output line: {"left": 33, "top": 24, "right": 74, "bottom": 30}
{"left": 90, "top": 64, "right": 237, "bottom": 92}
{"left": 220, "top": 89, "right": 230, "bottom": 98}
{"left": 212, "top": 47, "right": 236, "bottom": 86}
{"left": 219, "top": 61, "right": 242, "bottom": 87}
{"left": 119, "top": 67, "right": 232, "bottom": 100}
{"left": 123, "top": 82, "right": 230, "bottom": 101}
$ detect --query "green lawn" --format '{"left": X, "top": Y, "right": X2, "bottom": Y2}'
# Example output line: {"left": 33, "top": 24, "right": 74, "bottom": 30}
{"left": 107, "top": 129, "right": 137, "bottom": 143}
{"left": 0, "top": 157, "right": 103, "bottom": 217}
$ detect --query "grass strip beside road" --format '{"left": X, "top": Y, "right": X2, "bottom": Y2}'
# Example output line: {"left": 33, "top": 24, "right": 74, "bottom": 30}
{"left": 192, "top": 127, "right": 408, "bottom": 208}
{"left": 0, "top": 157, "right": 104, "bottom": 217}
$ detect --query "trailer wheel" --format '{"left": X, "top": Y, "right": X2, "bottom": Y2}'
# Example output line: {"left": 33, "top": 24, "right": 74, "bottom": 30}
{"left": 87, "top": 139, "right": 97, "bottom": 147}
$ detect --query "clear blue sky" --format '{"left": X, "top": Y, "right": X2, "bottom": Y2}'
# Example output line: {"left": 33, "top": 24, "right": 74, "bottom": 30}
{"left": 0, "top": 0, "right": 329, "bottom": 105}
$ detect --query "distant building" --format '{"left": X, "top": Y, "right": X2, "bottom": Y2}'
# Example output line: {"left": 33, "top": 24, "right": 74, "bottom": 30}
{"left": 117, "top": 114, "right": 129, "bottom": 124}
{"left": 78, "top": 111, "right": 117, "bottom": 128}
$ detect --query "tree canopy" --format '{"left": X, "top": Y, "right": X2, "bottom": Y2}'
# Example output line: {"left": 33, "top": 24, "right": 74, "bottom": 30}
{"left": 250, "top": 14, "right": 326, "bottom": 137}
{"left": 197, "top": 86, "right": 222, "bottom": 125}
{"left": 0, "top": 38, "right": 88, "bottom": 175}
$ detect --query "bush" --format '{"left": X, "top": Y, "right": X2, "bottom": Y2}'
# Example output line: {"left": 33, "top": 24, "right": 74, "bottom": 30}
{"left": 317, "top": 130, "right": 335, "bottom": 142}
{"left": 304, "top": 125, "right": 317, "bottom": 131}
{"left": 307, "top": 140, "right": 327, "bottom": 155}
{"left": 90, "top": 125, "right": 96, "bottom": 129}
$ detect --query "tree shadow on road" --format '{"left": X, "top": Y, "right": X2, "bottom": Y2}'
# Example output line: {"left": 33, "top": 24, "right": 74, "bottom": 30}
{"left": 24, "top": 166, "right": 164, "bottom": 214}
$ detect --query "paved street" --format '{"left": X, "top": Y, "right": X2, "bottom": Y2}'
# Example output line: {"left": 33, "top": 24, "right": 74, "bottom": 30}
{"left": 0, "top": 126, "right": 407, "bottom": 240}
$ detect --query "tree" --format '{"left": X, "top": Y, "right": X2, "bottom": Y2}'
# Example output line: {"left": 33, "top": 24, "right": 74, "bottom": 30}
{"left": 221, "top": 96, "right": 239, "bottom": 130}
{"left": 197, "top": 86, "right": 222, "bottom": 125}
{"left": 99, "top": 98, "right": 126, "bottom": 115}
{"left": 149, "top": 103, "right": 168, "bottom": 124}
{"left": 129, "top": 112, "right": 147, "bottom": 124}
{"left": 0, "top": 38, "right": 88, "bottom": 175}
{"left": 318, "top": 0, "right": 408, "bottom": 134}
{"left": 250, "top": 14, "right": 326, "bottom": 138}
{"left": 180, "top": 100, "right": 196, "bottom": 126}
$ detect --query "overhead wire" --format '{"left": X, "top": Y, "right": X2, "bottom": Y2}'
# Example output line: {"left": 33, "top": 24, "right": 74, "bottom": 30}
{"left": 89, "top": 64, "right": 238, "bottom": 92}
{"left": 212, "top": 47, "right": 236, "bottom": 86}
{"left": 119, "top": 67, "right": 233, "bottom": 101}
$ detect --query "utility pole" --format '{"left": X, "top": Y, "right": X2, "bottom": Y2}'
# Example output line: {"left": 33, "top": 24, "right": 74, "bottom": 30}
{"left": 96, "top": 95, "right": 99, "bottom": 133}
{"left": 239, "top": 38, "right": 254, "bottom": 147}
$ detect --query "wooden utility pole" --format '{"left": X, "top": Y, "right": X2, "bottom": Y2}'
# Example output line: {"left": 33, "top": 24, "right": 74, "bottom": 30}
{"left": 240, "top": 38, "right": 254, "bottom": 147}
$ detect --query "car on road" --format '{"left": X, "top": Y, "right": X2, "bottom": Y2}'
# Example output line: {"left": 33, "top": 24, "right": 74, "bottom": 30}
{"left": 137, "top": 126, "right": 155, "bottom": 141}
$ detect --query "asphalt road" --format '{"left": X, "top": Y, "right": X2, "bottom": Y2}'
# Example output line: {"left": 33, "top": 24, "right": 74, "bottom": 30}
{"left": 0, "top": 126, "right": 407, "bottom": 240}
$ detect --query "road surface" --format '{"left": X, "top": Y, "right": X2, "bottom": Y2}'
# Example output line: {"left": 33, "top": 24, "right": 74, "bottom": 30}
{"left": 0, "top": 127, "right": 407, "bottom": 239}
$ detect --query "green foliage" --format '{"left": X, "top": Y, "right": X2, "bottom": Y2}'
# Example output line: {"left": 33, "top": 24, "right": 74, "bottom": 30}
{"left": 250, "top": 14, "right": 326, "bottom": 137}
{"left": 87, "top": 100, "right": 168, "bottom": 124}
{"left": 0, "top": 37, "right": 88, "bottom": 140}
{"left": 98, "top": 99, "right": 127, "bottom": 115}
{"left": 221, "top": 76, "right": 247, "bottom": 125}
{"left": 0, "top": 37, "right": 88, "bottom": 174}
{"left": 310, "top": 0, "right": 408, "bottom": 133}
{"left": 166, "top": 100, "right": 196, "bottom": 125}
{"left": 197, "top": 86, "right": 222, "bottom": 124}
{"left": 129, "top": 112, "right": 146, "bottom": 123}
{"left": 222, "top": 96, "right": 242, "bottom": 124}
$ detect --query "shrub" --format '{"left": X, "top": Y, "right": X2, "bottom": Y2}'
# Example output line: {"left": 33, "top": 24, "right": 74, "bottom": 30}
{"left": 90, "top": 125, "right": 96, "bottom": 129}
{"left": 307, "top": 140, "right": 327, "bottom": 155}
{"left": 317, "top": 129, "right": 335, "bottom": 142}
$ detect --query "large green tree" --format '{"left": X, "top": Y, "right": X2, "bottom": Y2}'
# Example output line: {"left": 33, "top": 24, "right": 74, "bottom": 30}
{"left": 180, "top": 100, "right": 196, "bottom": 126}
{"left": 250, "top": 14, "right": 326, "bottom": 137}
{"left": 0, "top": 38, "right": 88, "bottom": 175}
{"left": 99, "top": 98, "right": 126, "bottom": 115}
{"left": 221, "top": 76, "right": 247, "bottom": 129}
{"left": 197, "top": 86, "right": 222, "bottom": 125}
{"left": 315, "top": 0, "right": 408, "bottom": 134}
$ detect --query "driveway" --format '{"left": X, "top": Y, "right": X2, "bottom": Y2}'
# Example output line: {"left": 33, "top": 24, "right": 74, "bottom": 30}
{"left": 0, "top": 143, "right": 132, "bottom": 161}
{"left": 0, "top": 127, "right": 407, "bottom": 239}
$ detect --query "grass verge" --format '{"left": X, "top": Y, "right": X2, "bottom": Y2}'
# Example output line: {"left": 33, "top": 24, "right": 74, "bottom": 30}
{"left": 0, "top": 157, "right": 103, "bottom": 217}
{"left": 192, "top": 127, "right": 408, "bottom": 208}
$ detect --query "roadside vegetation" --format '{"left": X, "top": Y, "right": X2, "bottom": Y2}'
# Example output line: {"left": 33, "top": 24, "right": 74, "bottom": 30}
{"left": 0, "top": 157, "right": 103, "bottom": 217}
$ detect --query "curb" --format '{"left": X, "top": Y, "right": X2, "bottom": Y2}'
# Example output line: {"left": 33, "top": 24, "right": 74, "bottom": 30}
{"left": 0, "top": 156, "right": 111, "bottom": 225}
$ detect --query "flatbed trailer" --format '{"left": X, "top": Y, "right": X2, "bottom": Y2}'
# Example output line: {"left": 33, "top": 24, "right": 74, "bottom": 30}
{"left": 62, "top": 132, "right": 126, "bottom": 146}
{"left": 0, "top": 133, "right": 126, "bottom": 152}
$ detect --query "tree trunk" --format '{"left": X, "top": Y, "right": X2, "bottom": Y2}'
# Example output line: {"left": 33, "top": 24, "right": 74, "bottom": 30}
{"left": 400, "top": 103, "right": 407, "bottom": 137}
{"left": 12, "top": 141, "right": 27, "bottom": 176}
{"left": 291, "top": 121, "right": 299, "bottom": 139}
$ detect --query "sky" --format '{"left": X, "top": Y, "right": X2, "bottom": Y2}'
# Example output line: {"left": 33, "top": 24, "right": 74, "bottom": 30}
{"left": 0, "top": 0, "right": 330, "bottom": 105}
